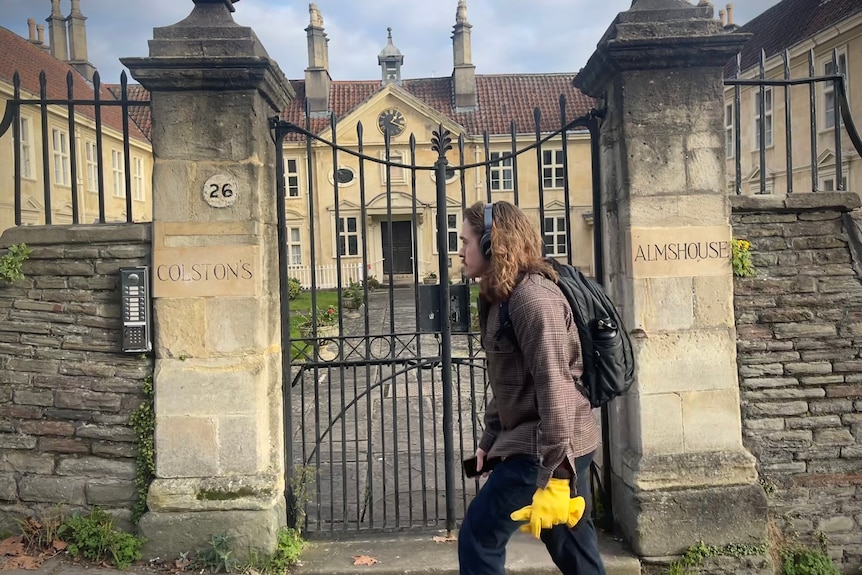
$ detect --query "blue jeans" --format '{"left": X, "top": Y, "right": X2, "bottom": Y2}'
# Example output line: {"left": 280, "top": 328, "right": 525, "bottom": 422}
{"left": 458, "top": 452, "right": 606, "bottom": 575}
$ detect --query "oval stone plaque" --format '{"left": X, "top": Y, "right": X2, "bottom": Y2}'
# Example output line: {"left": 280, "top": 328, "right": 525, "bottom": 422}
{"left": 203, "top": 174, "right": 238, "bottom": 208}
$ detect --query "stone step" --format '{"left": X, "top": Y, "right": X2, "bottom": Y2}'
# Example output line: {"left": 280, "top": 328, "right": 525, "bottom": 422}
{"left": 294, "top": 529, "right": 640, "bottom": 575}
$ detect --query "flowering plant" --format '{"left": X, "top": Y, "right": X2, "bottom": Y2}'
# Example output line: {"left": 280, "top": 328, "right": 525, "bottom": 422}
{"left": 298, "top": 306, "right": 339, "bottom": 332}
{"left": 316, "top": 306, "right": 339, "bottom": 326}
{"left": 731, "top": 238, "right": 755, "bottom": 278}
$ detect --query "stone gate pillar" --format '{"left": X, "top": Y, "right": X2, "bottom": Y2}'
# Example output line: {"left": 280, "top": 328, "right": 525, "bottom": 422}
{"left": 574, "top": 0, "right": 768, "bottom": 558}
{"left": 122, "top": 0, "right": 293, "bottom": 559}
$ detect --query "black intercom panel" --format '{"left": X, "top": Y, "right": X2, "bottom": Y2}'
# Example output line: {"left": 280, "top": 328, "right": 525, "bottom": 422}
{"left": 418, "top": 283, "right": 471, "bottom": 334}
{"left": 120, "top": 266, "right": 152, "bottom": 353}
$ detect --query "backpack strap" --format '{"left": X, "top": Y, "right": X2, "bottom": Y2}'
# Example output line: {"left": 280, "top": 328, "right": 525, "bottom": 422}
{"left": 494, "top": 272, "right": 528, "bottom": 347}
{"left": 495, "top": 300, "right": 519, "bottom": 348}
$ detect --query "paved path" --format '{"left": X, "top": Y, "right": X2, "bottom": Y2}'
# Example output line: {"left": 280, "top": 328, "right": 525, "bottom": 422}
{"left": 1, "top": 531, "right": 641, "bottom": 575}
{"left": 295, "top": 530, "right": 640, "bottom": 575}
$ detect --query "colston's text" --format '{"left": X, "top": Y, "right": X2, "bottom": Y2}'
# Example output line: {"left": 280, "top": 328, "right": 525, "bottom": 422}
{"left": 156, "top": 261, "right": 253, "bottom": 282}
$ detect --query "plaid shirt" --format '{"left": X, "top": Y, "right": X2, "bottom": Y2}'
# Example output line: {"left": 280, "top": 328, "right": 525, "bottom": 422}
{"left": 478, "top": 274, "right": 600, "bottom": 488}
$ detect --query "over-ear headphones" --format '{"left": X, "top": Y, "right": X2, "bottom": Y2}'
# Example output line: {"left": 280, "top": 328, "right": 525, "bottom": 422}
{"left": 481, "top": 203, "right": 494, "bottom": 259}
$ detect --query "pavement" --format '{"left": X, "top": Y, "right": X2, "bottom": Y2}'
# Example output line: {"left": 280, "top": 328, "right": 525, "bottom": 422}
{"left": 1, "top": 558, "right": 156, "bottom": 575}
{"left": 294, "top": 530, "right": 640, "bottom": 575}
{"left": 2, "top": 529, "right": 641, "bottom": 575}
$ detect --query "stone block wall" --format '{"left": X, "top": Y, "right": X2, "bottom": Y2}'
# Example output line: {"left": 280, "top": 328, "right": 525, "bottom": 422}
{"left": 732, "top": 193, "right": 862, "bottom": 572}
{"left": 0, "top": 224, "right": 152, "bottom": 530}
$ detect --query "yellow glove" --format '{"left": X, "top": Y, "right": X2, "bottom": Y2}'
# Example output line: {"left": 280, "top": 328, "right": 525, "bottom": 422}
{"left": 509, "top": 478, "right": 586, "bottom": 539}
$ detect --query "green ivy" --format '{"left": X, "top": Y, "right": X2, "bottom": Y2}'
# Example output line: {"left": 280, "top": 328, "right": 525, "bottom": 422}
{"left": 0, "top": 243, "right": 31, "bottom": 283}
{"left": 130, "top": 375, "right": 155, "bottom": 523}
{"left": 666, "top": 540, "right": 769, "bottom": 575}
{"left": 59, "top": 507, "right": 143, "bottom": 570}
{"left": 781, "top": 546, "right": 840, "bottom": 575}
{"left": 243, "top": 528, "right": 305, "bottom": 574}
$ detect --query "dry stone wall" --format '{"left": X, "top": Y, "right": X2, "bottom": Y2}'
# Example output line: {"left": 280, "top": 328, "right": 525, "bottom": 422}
{"left": 0, "top": 224, "right": 152, "bottom": 529}
{"left": 732, "top": 193, "right": 862, "bottom": 571}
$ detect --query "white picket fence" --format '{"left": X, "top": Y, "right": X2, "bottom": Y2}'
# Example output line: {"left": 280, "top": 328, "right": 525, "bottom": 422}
{"left": 286, "top": 260, "right": 385, "bottom": 290}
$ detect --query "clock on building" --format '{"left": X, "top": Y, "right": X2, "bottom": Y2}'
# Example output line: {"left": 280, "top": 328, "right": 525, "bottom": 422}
{"left": 377, "top": 108, "right": 406, "bottom": 137}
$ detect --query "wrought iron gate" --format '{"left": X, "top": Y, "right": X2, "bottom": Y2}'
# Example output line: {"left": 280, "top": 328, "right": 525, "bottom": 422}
{"left": 269, "top": 99, "right": 605, "bottom": 536}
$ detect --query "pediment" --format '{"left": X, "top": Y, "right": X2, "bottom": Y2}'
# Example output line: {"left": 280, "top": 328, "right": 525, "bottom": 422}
{"left": 320, "top": 83, "right": 468, "bottom": 145}
{"left": 745, "top": 166, "right": 778, "bottom": 181}
{"left": 817, "top": 149, "right": 836, "bottom": 166}
{"left": 326, "top": 199, "right": 362, "bottom": 212}
{"left": 366, "top": 191, "right": 429, "bottom": 211}
{"left": 22, "top": 196, "right": 42, "bottom": 211}
{"left": 544, "top": 200, "right": 567, "bottom": 211}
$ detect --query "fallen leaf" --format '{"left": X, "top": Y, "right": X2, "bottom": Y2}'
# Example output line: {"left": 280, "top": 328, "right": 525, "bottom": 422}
{"left": 352, "top": 555, "right": 379, "bottom": 566}
{"left": 1, "top": 555, "right": 43, "bottom": 570}
{"left": 51, "top": 540, "right": 67, "bottom": 552}
{"left": 432, "top": 534, "right": 457, "bottom": 543}
{"left": 0, "top": 537, "right": 24, "bottom": 557}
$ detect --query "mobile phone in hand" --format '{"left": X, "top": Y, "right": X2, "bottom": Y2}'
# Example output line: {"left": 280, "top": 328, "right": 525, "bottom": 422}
{"left": 463, "top": 456, "right": 498, "bottom": 478}
{"left": 463, "top": 456, "right": 481, "bottom": 478}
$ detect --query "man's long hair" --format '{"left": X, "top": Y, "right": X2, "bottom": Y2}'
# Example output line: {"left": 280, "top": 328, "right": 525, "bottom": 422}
{"left": 464, "top": 201, "right": 557, "bottom": 303}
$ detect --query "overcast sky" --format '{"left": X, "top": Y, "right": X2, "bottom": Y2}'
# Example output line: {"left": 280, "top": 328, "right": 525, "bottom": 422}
{"left": 1, "top": 0, "right": 782, "bottom": 83}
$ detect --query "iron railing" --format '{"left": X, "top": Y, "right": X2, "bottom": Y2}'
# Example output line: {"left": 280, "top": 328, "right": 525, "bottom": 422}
{"left": 0, "top": 70, "right": 151, "bottom": 224}
{"left": 725, "top": 49, "right": 862, "bottom": 195}
{"left": 270, "top": 97, "right": 608, "bottom": 536}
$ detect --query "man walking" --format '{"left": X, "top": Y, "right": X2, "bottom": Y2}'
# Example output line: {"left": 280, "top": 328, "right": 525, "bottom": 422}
{"left": 457, "top": 201, "right": 606, "bottom": 575}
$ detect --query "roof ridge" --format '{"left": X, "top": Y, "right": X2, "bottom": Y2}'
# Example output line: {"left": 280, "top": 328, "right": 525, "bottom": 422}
{"left": 0, "top": 27, "right": 149, "bottom": 142}
{"left": 288, "top": 72, "right": 579, "bottom": 85}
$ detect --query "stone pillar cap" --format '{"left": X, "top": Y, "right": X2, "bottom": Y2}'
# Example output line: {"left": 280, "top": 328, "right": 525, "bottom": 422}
{"left": 193, "top": 0, "right": 239, "bottom": 13}
{"left": 574, "top": 0, "right": 750, "bottom": 97}
{"left": 121, "top": 0, "right": 293, "bottom": 111}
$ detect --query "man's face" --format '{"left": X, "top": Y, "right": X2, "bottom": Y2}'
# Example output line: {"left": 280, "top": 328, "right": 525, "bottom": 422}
{"left": 459, "top": 219, "right": 489, "bottom": 279}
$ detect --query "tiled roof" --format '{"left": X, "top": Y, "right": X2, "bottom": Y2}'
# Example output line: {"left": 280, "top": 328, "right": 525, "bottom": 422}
{"left": 105, "top": 83, "right": 151, "bottom": 142}
{"left": 0, "top": 26, "right": 148, "bottom": 143}
{"left": 283, "top": 74, "right": 596, "bottom": 138}
{"left": 730, "top": 0, "right": 862, "bottom": 75}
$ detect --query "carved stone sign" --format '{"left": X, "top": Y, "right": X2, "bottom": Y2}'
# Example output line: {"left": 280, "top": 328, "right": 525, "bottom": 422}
{"left": 630, "top": 226, "right": 732, "bottom": 278}
{"left": 153, "top": 245, "right": 258, "bottom": 297}
{"left": 202, "top": 174, "right": 238, "bottom": 208}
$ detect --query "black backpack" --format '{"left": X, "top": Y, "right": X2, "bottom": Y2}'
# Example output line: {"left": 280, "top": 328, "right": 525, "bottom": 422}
{"left": 496, "top": 260, "right": 636, "bottom": 408}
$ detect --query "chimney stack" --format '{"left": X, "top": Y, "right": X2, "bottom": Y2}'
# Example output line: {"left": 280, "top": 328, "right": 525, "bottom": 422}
{"left": 719, "top": 9, "right": 726, "bottom": 27}
{"left": 722, "top": 3, "right": 739, "bottom": 32}
{"left": 27, "top": 18, "right": 36, "bottom": 42}
{"left": 47, "top": 0, "right": 68, "bottom": 61}
{"left": 66, "top": 0, "right": 96, "bottom": 81}
{"left": 37, "top": 24, "right": 45, "bottom": 47}
{"left": 304, "top": 3, "right": 332, "bottom": 117}
{"left": 451, "top": 0, "right": 477, "bottom": 111}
